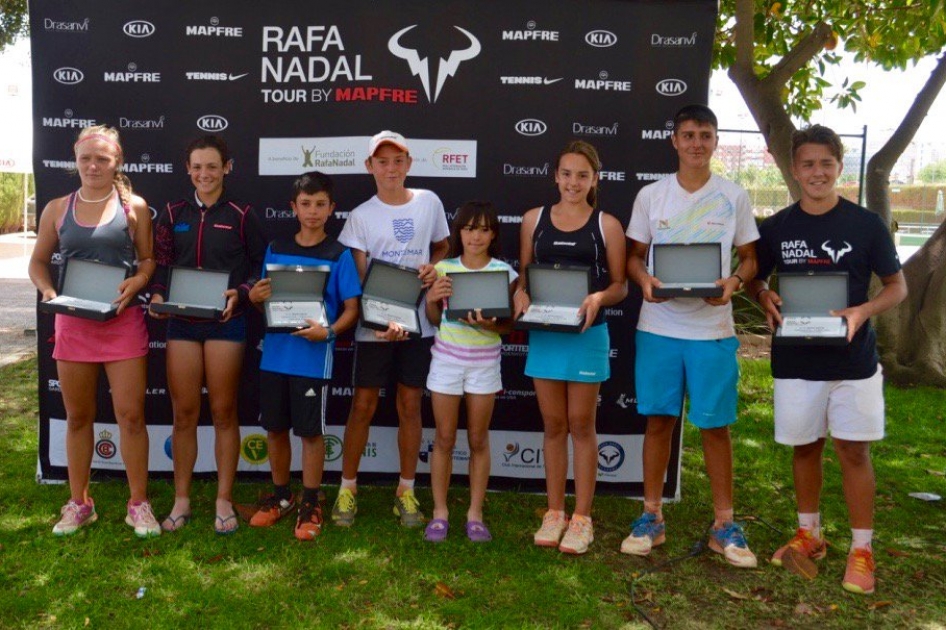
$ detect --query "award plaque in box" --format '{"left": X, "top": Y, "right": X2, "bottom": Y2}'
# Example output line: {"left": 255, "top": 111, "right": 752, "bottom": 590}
{"left": 264, "top": 264, "right": 330, "bottom": 332}
{"left": 515, "top": 264, "right": 591, "bottom": 333}
{"left": 651, "top": 242, "right": 723, "bottom": 298}
{"left": 150, "top": 266, "right": 230, "bottom": 319}
{"left": 444, "top": 270, "right": 512, "bottom": 320}
{"left": 774, "top": 271, "right": 849, "bottom": 346}
{"left": 360, "top": 259, "right": 423, "bottom": 336}
{"left": 38, "top": 257, "right": 128, "bottom": 321}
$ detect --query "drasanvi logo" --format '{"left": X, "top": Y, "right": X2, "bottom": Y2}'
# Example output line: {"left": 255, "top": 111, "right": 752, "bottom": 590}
{"left": 44, "top": 17, "right": 89, "bottom": 32}
{"left": 515, "top": 118, "right": 547, "bottom": 136}
{"left": 53, "top": 67, "right": 84, "bottom": 85}
{"left": 388, "top": 25, "right": 481, "bottom": 103}
{"left": 585, "top": 30, "right": 617, "bottom": 47}
{"left": 123, "top": 20, "right": 155, "bottom": 38}
{"left": 656, "top": 78, "right": 688, "bottom": 96}
{"left": 651, "top": 32, "right": 697, "bottom": 47}
{"left": 197, "top": 114, "right": 228, "bottom": 132}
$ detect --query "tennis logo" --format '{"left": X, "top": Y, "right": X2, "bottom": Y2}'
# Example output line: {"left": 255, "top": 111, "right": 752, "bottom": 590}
{"left": 392, "top": 218, "right": 415, "bottom": 243}
{"left": 597, "top": 441, "right": 625, "bottom": 473}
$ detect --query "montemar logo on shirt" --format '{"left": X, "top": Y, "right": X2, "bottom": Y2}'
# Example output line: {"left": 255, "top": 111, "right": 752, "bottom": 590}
{"left": 392, "top": 218, "right": 415, "bottom": 243}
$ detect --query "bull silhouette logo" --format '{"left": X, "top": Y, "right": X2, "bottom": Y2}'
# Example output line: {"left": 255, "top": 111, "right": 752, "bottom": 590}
{"left": 388, "top": 25, "right": 481, "bottom": 103}
{"left": 821, "top": 240, "right": 852, "bottom": 263}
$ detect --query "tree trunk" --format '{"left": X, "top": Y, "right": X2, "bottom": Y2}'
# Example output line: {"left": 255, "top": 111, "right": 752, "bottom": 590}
{"left": 876, "top": 220, "right": 946, "bottom": 386}
{"left": 868, "top": 55, "right": 946, "bottom": 384}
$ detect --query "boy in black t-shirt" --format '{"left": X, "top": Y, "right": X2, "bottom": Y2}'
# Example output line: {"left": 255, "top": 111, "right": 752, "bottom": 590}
{"left": 747, "top": 125, "right": 907, "bottom": 595}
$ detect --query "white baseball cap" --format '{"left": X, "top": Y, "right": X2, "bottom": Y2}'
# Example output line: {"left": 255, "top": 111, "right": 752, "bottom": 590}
{"left": 368, "top": 130, "right": 410, "bottom": 157}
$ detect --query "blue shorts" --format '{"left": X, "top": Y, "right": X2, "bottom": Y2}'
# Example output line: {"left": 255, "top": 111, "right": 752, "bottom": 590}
{"left": 635, "top": 330, "right": 739, "bottom": 429}
{"left": 167, "top": 314, "right": 247, "bottom": 343}
{"left": 525, "top": 323, "right": 610, "bottom": 383}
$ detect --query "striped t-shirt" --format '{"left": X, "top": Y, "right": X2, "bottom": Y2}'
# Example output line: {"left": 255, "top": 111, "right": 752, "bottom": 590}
{"left": 431, "top": 257, "right": 517, "bottom": 367}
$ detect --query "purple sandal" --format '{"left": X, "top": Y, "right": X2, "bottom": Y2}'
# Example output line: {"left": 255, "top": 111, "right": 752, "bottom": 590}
{"left": 465, "top": 520, "right": 492, "bottom": 542}
{"left": 424, "top": 518, "right": 449, "bottom": 542}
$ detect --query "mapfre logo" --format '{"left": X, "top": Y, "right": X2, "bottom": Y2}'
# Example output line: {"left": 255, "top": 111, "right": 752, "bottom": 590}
{"left": 656, "top": 78, "right": 688, "bottom": 96}
{"left": 585, "top": 30, "right": 617, "bottom": 47}
{"left": 388, "top": 25, "right": 481, "bottom": 103}
{"left": 104, "top": 62, "right": 160, "bottom": 83}
{"left": 53, "top": 67, "right": 84, "bottom": 85}
{"left": 44, "top": 17, "right": 89, "bottom": 32}
{"left": 43, "top": 109, "right": 96, "bottom": 128}
{"left": 502, "top": 20, "right": 559, "bottom": 41}
{"left": 197, "top": 115, "right": 228, "bottom": 132}
{"left": 515, "top": 118, "right": 547, "bottom": 136}
{"left": 186, "top": 17, "right": 243, "bottom": 37}
{"left": 575, "top": 70, "right": 631, "bottom": 91}
{"left": 642, "top": 121, "right": 675, "bottom": 140}
{"left": 123, "top": 20, "right": 155, "bottom": 38}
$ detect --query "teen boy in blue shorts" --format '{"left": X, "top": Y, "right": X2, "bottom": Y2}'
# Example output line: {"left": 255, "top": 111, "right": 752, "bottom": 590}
{"left": 332, "top": 131, "right": 450, "bottom": 527}
{"left": 248, "top": 171, "right": 361, "bottom": 540}
{"left": 747, "top": 125, "right": 906, "bottom": 593}
{"left": 624, "top": 104, "right": 760, "bottom": 568}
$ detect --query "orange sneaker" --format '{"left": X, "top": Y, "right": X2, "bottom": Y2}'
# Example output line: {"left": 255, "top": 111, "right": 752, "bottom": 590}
{"left": 771, "top": 528, "right": 827, "bottom": 567}
{"left": 842, "top": 547, "right": 876, "bottom": 594}
{"left": 249, "top": 494, "right": 295, "bottom": 527}
{"left": 294, "top": 501, "right": 324, "bottom": 541}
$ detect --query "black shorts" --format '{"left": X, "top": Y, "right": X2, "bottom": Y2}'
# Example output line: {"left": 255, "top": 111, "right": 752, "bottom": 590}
{"left": 167, "top": 314, "right": 246, "bottom": 343}
{"left": 258, "top": 370, "right": 328, "bottom": 437}
{"left": 352, "top": 337, "right": 434, "bottom": 388}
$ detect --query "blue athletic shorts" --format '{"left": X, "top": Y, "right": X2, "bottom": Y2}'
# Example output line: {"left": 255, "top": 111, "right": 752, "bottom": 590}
{"left": 525, "top": 323, "right": 610, "bottom": 383}
{"left": 635, "top": 330, "right": 739, "bottom": 429}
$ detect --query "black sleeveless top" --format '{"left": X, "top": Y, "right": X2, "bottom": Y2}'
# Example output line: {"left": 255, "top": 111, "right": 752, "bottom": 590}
{"left": 531, "top": 206, "right": 610, "bottom": 326}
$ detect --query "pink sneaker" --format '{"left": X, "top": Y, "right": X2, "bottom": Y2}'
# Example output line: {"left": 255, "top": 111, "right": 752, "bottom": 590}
{"left": 52, "top": 499, "right": 97, "bottom": 536}
{"left": 842, "top": 548, "right": 876, "bottom": 594}
{"left": 126, "top": 501, "right": 161, "bottom": 538}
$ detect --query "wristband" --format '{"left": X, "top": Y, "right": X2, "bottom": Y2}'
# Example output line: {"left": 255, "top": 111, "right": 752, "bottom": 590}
{"left": 729, "top": 273, "right": 744, "bottom": 288}
{"left": 325, "top": 326, "right": 337, "bottom": 342}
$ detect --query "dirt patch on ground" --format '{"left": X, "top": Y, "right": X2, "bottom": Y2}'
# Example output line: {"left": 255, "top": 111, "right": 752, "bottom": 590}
{"left": 737, "top": 333, "right": 771, "bottom": 360}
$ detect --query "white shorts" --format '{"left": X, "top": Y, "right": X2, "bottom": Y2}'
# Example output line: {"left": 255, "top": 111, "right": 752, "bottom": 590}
{"left": 773, "top": 366, "right": 885, "bottom": 445}
{"left": 426, "top": 354, "right": 502, "bottom": 396}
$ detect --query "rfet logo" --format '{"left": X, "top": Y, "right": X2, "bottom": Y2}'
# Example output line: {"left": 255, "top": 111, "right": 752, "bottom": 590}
{"left": 54, "top": 67, "right": 84, "bottom": 84}
{"left": 388, "top": 25, "right": 481, "bottom": 103}
{"left": 123, "top": 20, "right": 155, "bottom": 38}
{"left": 515, "top": 119, "right": 547, "bottom": 136}
{"left": 95, "top": 429, "right": 117, "bottom": 460}
{"left": 197, "top": 115, "right": 228, "bottom": 132}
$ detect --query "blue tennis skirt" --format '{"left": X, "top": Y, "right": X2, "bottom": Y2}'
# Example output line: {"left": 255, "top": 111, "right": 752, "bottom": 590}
{"left": 524, "top": 323, "right": 610, "bottom": 383}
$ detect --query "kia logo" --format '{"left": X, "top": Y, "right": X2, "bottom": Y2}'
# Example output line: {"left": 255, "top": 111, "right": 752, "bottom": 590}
{"left": 123, "top": 20, "right": 155, "bottom": 38}
{"left": 197, "top": 115, "right": 228, "bottom": 132}
{"left": 53, "top": 67, "right": 84, "bottom": 84}
{"left": 585, "top": 30, "right": 617, "bottom": 47}
{"left": 515, "top": 119, "right": 547, "bottom": 136}
{"left": 656, "top": 78, "right": 688, "bottom": 96}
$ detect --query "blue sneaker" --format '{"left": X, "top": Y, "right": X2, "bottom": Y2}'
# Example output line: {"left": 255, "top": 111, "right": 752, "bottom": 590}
{"left": 620, "top": 512, "right": 665, "bottom": 556}
{"left": 709, "top": 522, "right": 758, "bottom": 568}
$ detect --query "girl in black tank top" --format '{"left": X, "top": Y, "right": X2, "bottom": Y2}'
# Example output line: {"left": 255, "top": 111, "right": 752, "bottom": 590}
{"left": 514, "top": 141, "right": 627, "bottom": 555}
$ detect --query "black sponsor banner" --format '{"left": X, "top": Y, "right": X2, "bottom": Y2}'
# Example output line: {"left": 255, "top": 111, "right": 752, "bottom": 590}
{"left": 31, "top": 0, "right": 715, "bottom": 496}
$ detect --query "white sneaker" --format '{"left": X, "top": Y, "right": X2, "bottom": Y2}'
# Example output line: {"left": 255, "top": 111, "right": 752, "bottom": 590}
{"left": 559, "top": 515, "right": 594, "bottom": 555}
{"left": 533, "top": 510, "right": 569, "bottom": 547}
{"left": 126, "top": 501, "right": 161, "bottom": 538}
{"left": 53, "top": 499, "right": 97, "bottom": 536}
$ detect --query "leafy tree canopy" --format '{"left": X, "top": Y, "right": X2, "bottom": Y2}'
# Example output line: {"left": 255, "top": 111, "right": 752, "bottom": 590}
{"left": 0, "top": 0, "right": 28, "bottom": 53}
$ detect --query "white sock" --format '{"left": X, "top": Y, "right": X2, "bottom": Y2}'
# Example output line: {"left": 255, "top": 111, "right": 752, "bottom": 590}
{"left": 798, "top": 512, "right": 822, "bottom": 539}
{"left": 398, "top": 477, "right": 415, "bottom": 491}
{"left": 851, "top": 529, "right": 873, "bottom": 551}
{"left": 340, "top": 477, "right": 357, "bottom": 491}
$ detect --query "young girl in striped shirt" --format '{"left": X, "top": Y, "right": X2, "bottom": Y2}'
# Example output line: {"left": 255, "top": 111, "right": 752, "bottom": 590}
{"left": 423, "top": 201, "right": 517, "bottom": 542}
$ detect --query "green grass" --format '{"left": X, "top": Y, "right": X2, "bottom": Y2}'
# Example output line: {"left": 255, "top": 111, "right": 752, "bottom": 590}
{"left": 1, "top": 357, "right": 945, "bottom": 629}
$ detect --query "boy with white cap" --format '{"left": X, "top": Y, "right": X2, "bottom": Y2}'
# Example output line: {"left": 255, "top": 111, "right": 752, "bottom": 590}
{"left": 332, "top": 131, "right": 450, "bottom": 527}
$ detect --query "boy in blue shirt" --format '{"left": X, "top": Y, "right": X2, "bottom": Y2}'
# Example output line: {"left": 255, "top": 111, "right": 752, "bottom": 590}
{"left": 248, "top": 171, "right": 361, "bottom": 540}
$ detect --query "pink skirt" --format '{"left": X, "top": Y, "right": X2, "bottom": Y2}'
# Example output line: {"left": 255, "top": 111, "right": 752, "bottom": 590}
{"left": 53, "top": 306, "right": 148, "bottom": 363}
